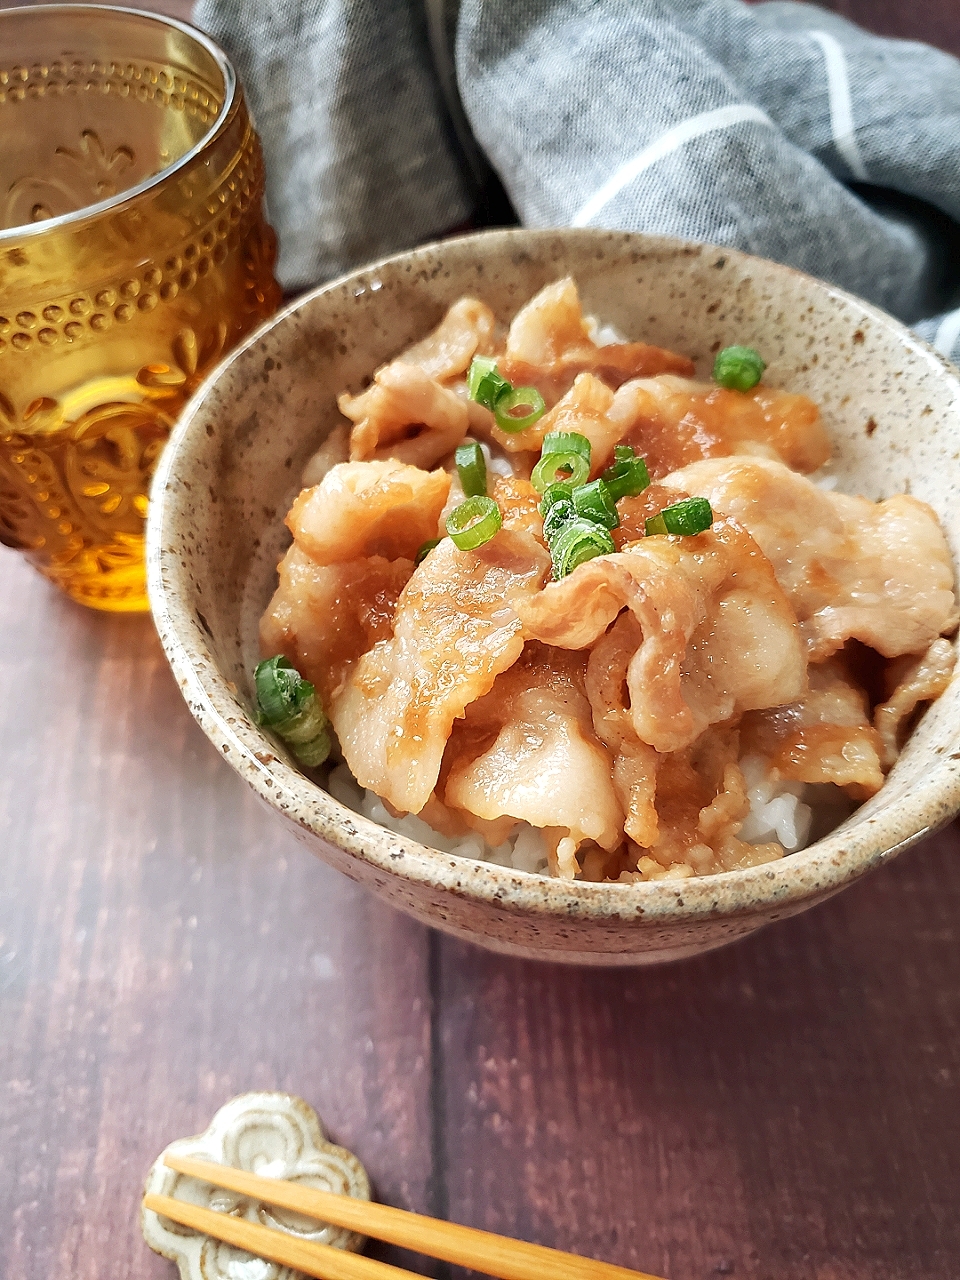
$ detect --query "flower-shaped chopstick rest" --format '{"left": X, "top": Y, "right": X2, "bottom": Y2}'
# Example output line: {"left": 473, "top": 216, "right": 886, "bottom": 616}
{"left": 142, "top": 1092, "right": 370, "bottom": 1280}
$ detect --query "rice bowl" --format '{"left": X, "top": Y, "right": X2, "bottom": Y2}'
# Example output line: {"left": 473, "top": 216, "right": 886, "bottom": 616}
{"left": 147, "top": 229, "right": 960, "bottom": 965}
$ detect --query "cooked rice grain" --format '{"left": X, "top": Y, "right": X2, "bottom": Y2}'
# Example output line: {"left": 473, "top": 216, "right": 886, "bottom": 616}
{"left": 327, "top": 759, "right": 813, "bottom": 879}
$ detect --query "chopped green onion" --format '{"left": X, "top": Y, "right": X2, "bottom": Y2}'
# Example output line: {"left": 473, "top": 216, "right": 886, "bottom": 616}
{"left": 415, "top": 537, "right": 442, "bottom": 564}
{"left": 531, "top": 450, "right": 590, "bottom": 494}
{"left": 539, "top": 482, "right": 574, "bottom": 515}
{"left": 254, "top": 656, "right": 331, "bottom": 767}
{"left": 601, "top": 452, "right": 651, "bottom": 502}
{"left": 493, "top": 385, "right": 546, "bottom": 433}
{"left": 541, "top": 431, "right": 592, "bottom": 462}
{"left": 445, "top": 495, "right": 502, "bottom": 550}
{"left": 713, "top": 345, "right": 766, "bottom": 392}
{"left": 604, "top": 458, "right": 651, "bottom": 502}
{"left": 542, "top": 496, "right": 577, "bottom": 544}
{"left": 572, "top": 478, "right": 619, "bottom": 530}
{"left": 467, "top": 356, "right": 511, "bottom": 410}
{"left": 645, "top": 497, "right": 714, "bottom": 537}
{"left": 613, "top": 444, "right": 635, "bottom": 463}
{"left": 550, "top": 519, "right": 616, "bottom": 579}
{"left": 455, "top": 440, "right": 487, "bottom": 497}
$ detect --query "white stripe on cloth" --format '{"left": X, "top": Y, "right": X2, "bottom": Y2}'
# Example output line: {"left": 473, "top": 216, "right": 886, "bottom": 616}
{"left": 809, "top": 29, "right": 869, "bottom": 182}
{"left": 570, "top": 103, "right": 775, "bottom": 228}
{"left": 933, "top": 306, "right": 960, "bottom": 360}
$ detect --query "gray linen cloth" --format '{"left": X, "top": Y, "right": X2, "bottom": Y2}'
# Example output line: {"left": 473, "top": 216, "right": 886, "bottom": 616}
{"left": 195, "top": 0, "right": 960, "bottom": 361}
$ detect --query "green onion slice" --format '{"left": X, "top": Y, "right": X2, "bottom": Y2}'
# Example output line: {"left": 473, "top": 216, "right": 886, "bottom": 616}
{"left": 542, "top": 497, "right": 577, "bottom": 544}
{"left": 550, "top": 519, "right": 616, "bottom": 579}
{"left": 644, "top": 497, "right": 714, "bottom": 537}
{"left": 415, "top": 537, "right": 442, "bottom": 564}
{"left": 541, "top": 431, "right": 592, "bottom": 462}
{"left": 605, "top": 457, "right": 651, "bottom": 502}
{"left": 539, "top": 482, "right": 574, "bottom": 515}
{"left": 467, "top": 356, "right": 511, "bottom": 411}
{"left": 254, "top": 656, "right": 332, "bottom": 767}
{"left": 493, "top": 385, "right": 546, "bottom": 434}
{"left": 531, "top": 450, "right": 590, "bottom": 494}
{"left": 601, "top": 446, "right": 651, "bottom": 502}
{"left": 445, "top": 495, "right": 502, "bottom": 550}
{"left": 572, "top": 478, "right": 619, "bottom": 529}
{"left": 713, "top": 345, "right": 766, "bottom": 392}
{"left": 455, "top": 440, "right": 487, "bottom": 497}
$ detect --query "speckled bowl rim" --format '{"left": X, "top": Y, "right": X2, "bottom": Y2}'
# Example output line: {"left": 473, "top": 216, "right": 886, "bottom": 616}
{"left": 147, "top": 228, "right": 960, "bottom": 928}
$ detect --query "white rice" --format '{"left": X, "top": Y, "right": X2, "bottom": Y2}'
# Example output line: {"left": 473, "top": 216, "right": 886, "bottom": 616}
{"left": 584, "top": 315, "right": 627, "bottom": 348}
{"left": 477, "top": 438, "right": 514, "bottom": 480}
{"left": 328, "top": 756, "right": 813, "bottom": 876}
{"left": 737, "top": 754, "right": 812, "bottom": 852}
{"left": 327, "top": 764, "right": 552, "bottom": 872}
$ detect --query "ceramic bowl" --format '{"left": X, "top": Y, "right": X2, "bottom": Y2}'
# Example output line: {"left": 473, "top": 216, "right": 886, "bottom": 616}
{"left": 147, "top": 228, "right": 960, "bottom": 966}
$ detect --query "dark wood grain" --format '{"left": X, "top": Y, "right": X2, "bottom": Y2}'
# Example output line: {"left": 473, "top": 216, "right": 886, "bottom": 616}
{"left": 436, "top": 830, "right": 960, "bottom": 1280}
{"left": 0, "top": 553, "right": 438, "bottom": 1278}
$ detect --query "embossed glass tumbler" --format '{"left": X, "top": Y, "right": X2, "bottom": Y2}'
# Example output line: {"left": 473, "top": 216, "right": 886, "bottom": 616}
{"left": 0, "top": 6, "right": 281, "bottom": 611}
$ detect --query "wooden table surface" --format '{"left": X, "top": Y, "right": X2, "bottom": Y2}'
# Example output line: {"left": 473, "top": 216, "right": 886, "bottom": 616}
{"left": 3, "top": 2, "right": 960, "bottom": 1279}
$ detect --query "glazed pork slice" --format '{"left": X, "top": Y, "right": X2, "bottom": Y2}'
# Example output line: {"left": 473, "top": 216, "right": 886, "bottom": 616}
{"left": 607, "top": 374, "right": 831, "bottom": 477}
{"left": 664, "top": 456, "right": 959, "bottom": 660}
{"left": 498, "top": 277, "right": 694, "bottom": 406}
{"left": 392, "top": 297, "right": 497, "bottom": 381}
{"left": 287, "top": 459, "right": 449, "bottom": 565}
{"left": 442, "top": 644, "right": 623, "bottom": 879}
{"left": 874, "top": 637, "right": 955, "bottom": 768}
{"left": 637, "top": 727, "right": 784, "bottom": 878}
{"left": 261, "top": 546, "right": 413, "bottom": 703}
{"left": 740, "top": 653, "right": 885, "bottom": 797}
{"left": 339, "top": 363, "right": 469, "bottom": 468}
{"left": 490, "top": 371, "right": 626, "bottom": 472}
{"left": 519, "top": 519, "right": 806, "bottom": 754}
{"left": 262, "top": 457, "right": 449, "bottom": 708}
{"left": 585, "top": 613, "right": 660, "bottom": 848}
{"left": 338, "top": 298, "right": 496, "bottom": 467}
{"left": 333, "top": 530, "right": 551, "bottom": 816}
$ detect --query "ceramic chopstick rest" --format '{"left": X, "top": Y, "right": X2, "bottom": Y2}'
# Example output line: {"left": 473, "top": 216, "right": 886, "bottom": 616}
{"left": 142, "top": 1092, "right": 370, "bottom": 1280}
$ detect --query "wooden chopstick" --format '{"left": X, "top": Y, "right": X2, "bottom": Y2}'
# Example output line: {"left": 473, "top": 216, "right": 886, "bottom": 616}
{"left": 161, "top": 1152, "right": 669, "bottom": 1280}
{"left": 143, "top": 1194, "right": 419, "bottom": 1280}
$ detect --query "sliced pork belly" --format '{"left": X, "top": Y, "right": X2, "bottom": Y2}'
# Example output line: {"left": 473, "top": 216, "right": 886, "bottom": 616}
{"left": 491, "top": 475, "right": 544, "bottom": 539}
{"left": 874, "top": 638, "right": 955, "bottom": 768}
{"left": 334, "top": 531, "right": 550, "bottom": 815}
{"left": 260, "top": 547, "right": 413, "bottom": 703}
{"left": 585, "top": 614, "right": 660, "bottom": 848}
{"left": 607, "top": 374, "right": 831, "bottom": 478}
{"left": 392, "top": 297, "right": 497, "bottom": 382}
{"left": 498, "top": 277, "right": 693, "bottom": 407}
{"left": 490, "top": 371, "right": 620, "bottom": 462}
{"left": 520, "top": 520, "right": 805, "bottom": 754}
{"left": 338, "top": 298, "right": 496, "bottom": 466}
{"left": 664, "top": 456, "right": 958, "bottom": 660}
{"left": 637, "top": 727, "right": 783, "bottom": 878}
{"left": 339, "top": 363, "right": 469, "bottom": 467}
{"left": 443, "top": 644, "right": 623, "bottom": 878}
{"left": 740, "top": 653, "right": 885, "bottom": 797}
{"left": 287, "top": 459, "right": 449, "bottom": 566}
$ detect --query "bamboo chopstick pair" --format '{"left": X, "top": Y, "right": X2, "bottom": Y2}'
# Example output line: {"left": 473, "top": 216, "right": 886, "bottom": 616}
{"left": 144, "top": 1152, "right": 668, "bottom": 1280}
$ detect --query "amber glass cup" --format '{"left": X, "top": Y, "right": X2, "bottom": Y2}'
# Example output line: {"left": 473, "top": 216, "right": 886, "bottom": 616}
{"left": 0, "top": 5, "right": 281, "bottom": 611}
